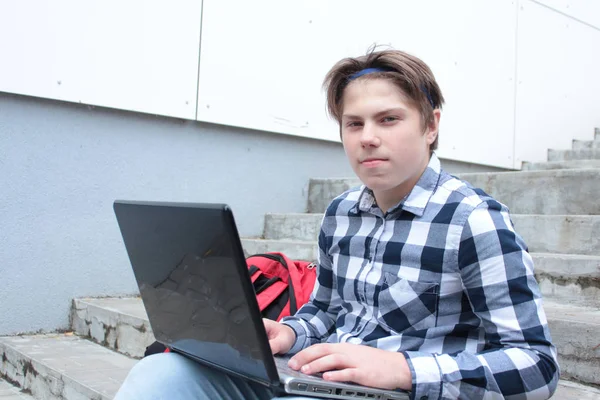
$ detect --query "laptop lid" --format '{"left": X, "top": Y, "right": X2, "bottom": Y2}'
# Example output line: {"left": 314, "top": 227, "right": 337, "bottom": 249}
{"left": 113, "top": 200, "right": 281, "bottom": 388}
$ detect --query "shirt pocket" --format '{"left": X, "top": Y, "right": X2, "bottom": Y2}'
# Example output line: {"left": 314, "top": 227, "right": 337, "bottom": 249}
{"left": 376, "top": 273, "right": 439, "bottom": 334}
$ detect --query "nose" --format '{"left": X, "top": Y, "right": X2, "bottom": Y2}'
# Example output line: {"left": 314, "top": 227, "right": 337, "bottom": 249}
{"left": 359, "top": 123, "right": 381, "bottom": 147}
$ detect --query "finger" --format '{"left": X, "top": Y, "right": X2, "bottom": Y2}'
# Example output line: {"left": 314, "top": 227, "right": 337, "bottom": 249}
{"left": 289, "top": 343, "right": 335, "bottom": 369}
{"left": 322, "top": 368, "right": 361, "bottom": 384}
{"left": 263, "top": 318, "right": 276, "bottom": 327}
{"left": 269, "top": 339, "right": 280, "bottom": 354}
{"left": 263, "top": 319, "right": 276, "bottom": 338}
{"left": 300, "top": 353, "right": 351, "bottom": 375}
{"left": 269, "top": 338, "right": 285, "bottom": 355}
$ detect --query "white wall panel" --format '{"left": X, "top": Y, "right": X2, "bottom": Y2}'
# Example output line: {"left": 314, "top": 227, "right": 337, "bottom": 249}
{"left": 197, "top": 0, "right": 518, "bottom": 168}
{"left": 515, "top": 0, "right": 600, "bottom": 165}
{"left": 0, "top": 0, "right": 202, "bottom": 119}
{"left": 532, "top": 0, "right": 600, "bottom": 28}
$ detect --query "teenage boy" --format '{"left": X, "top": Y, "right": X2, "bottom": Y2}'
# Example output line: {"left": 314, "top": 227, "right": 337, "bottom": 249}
{"left": 115, "top": 49, "right": 559, "bottom": 400}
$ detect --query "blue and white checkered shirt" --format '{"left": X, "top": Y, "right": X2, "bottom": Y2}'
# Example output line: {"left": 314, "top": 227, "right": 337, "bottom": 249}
{"left": 281, "top": 154, "right": 559, "bottom": 400}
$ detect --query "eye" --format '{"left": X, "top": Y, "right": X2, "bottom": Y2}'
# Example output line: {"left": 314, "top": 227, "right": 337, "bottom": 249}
{"left": 381, "top": 116, "right": 398, "bottom": 123}
{"left": 345, "top": 121, "right": 363, "bottom": 128}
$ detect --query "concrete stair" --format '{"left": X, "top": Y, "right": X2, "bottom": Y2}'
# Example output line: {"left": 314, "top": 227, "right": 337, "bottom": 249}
{"left": 534, "top": 253, "right": 600, "bottom": 308}
{"left": 263, "top": 213, "right": 600, "bottom": 256}
{"left": 307, "top": 178, "right": 360, "bottom": 216}
{"left": 70, "top": 298, "right": 154, "bottom": 359}
{"left": 572, "top": 139, "right": 600, "bottom": 150}
{"left": 544, "top": 128, "right": 600, "bottom": 162}
{"left": 69, "top": 296, "right": 600, "bottom": 385}
{"left": 548, "top": 148, "right": 600, "bottom": 162}
{"left": 309, "top": 129, "right": 600, "bottom": 214}
{"left": 1, "top": 128, "right": 599, "bottom": 399}
{"left": 544, "top": 302, "right": 600, "bottom": 386}
{"left": 522, "top": 159, "right": 600, "bottom": 170}
{"left": 1, "top": 298, "right": 599, "bottom": 399}
{"left": 70, "top": 299, "right": 153, "bottom": 360}
{"left": 241, "top": 237, "right": 318, "bottom": 261}
{"left": 0, "top": 334, "right": 136, "bottom": 400}
{"left": 0, "top": 377, "right": 35, "bottom": 399}
{"left": 246, "top": 237, "right": 600, "bottom": 309}
{"left": 307, "top": 169, "right": 600, "bottom": 215}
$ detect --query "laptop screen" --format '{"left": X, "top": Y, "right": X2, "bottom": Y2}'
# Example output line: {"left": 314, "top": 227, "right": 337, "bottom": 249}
{"left": 114, "top": 201, "right": 277, "bottom": 386}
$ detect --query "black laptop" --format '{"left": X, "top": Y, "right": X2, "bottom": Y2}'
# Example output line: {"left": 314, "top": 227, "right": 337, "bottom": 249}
{"left": 114, "top": 200, "right": 409, "bottom": 400}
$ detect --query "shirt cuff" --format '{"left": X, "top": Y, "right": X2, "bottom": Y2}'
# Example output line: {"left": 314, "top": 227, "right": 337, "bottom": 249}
{"left": 402, "top": 351, "right": 443, "bottom": 400}
{"left": 280, "top": 318, "right": 309, "bottom": 355}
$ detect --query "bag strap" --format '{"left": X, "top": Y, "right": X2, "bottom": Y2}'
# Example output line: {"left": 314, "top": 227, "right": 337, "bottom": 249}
{"left": 248, "top": 253, "right": 298, "bottom": 315}
{"left": 255, "top": 276, "right": 280, "bottom": 294}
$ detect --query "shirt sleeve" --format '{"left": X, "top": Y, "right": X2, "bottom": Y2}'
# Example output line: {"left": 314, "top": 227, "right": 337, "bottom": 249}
{"left": 403, "top": 200, "right": 560, "bottom": 400}
{"left": 280, "top": 212, "right": 342, "bottom": 354}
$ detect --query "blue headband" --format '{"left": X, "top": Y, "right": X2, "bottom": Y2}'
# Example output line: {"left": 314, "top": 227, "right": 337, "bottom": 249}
{"left": 348, "top": 67, "right": 389, "bottom": 80}
{"left": 348, "top": 67, "right": 436, "bottom": 108}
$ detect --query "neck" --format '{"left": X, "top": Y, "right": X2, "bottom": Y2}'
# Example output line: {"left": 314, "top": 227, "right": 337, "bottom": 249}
{"left": 373, "top": 156, "right": 431, "bottom": 213}
{"left": 374, "top": 182, "right": 416, "bottom": 213}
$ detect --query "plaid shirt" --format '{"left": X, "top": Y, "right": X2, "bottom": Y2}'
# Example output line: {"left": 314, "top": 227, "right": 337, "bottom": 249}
{"left": 281, "top": 154, "right": 559, "bottom": 400}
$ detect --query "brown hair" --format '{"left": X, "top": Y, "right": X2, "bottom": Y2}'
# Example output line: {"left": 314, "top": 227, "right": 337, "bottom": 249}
{"left": 323, "top": 47, "right": 445, "bottom": 152}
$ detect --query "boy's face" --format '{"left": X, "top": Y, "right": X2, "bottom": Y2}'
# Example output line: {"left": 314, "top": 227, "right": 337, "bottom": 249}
{"left": 340, "top": 78, "right": 440, "bottom": 211}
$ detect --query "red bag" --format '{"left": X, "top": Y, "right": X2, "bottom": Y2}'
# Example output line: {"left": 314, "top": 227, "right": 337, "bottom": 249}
{"left": 246, "top": 252, "right": 317, "bottom": 321}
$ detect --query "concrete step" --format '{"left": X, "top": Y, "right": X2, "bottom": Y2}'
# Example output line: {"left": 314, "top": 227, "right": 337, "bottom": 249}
{"left": 307, "top": 178, "right": 360, "bottom": 214}
{"left": 70, "top": 297, "right": 155, "bottom": 359}
{"left": 244, "top": 238, "right": 600, "bottom": 306}
{"left": 522, "top": 160, "right": 600, "bottom": 170}
{"left": 544, "top": 300, "right": 600, "bottom": 386}
{"left": 511, "top": 215, "right": 600, "bottom": 256}
{"left": 457, "top": 169, "right": 600, "bottom": 215}
{"left": 307, "top": 170, "right": 600, "bottom": 215}
{"left": 70, "top": 295, "right": 600, "bottom": 389}
{"left": 1, "top": 332, "right": 598, "bottom": 400}
{"left": 572, "top": 128, "right": 600, "bottom": 150}
{"left": 0, "top": 378, "right": 35, "bottom": 400}
{"left": 0, "top": 334, "right": 136, "bottom": 400}
{"left": 535, "top": 253, "right": 600, "bottom": 309}
{"left": 548, "top": 148, "right": 600, "bottom": 161}
{"left": 242, "top": 238, "right": 318, "bottom": 261}
{"left": 554, "top": 379, "right": 600, "bottom": 399}
{"left": 264, "top": 213, "right": 600, "bottom": 256}
{"left": 264, "top": 213, "right": 322, "bottom": 242}
{"left": 247, "top": 239, "right": 600, "bottom": 308}
{"left": 572, "top": 139, "right": 600, "bottom": 150}
{"left": 247, "top": 238, "right": 588, "bottom": 271}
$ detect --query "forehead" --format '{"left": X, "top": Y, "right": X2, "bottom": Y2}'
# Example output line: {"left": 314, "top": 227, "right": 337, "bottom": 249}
{"left": 341, "top": 78, "right": 415, "bottom": 115}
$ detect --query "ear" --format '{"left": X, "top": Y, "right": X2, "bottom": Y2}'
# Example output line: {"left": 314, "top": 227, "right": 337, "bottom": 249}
{"left": 425, "top": 109, "right": 441, "bottom": 145}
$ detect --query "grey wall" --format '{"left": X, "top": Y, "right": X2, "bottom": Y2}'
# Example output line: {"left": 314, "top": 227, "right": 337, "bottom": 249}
{"left": 0, "top": 92, "right": 504, "bottom": 335}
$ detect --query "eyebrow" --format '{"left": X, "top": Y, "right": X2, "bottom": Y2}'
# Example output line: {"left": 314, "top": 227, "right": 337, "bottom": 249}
{"left": 342, "top": 107, "right": 407, "bottom": 120}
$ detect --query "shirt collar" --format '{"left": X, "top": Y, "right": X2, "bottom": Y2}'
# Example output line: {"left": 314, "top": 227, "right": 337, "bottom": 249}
{"left": 350, "top": 153, "right": 442, "bottom": 217}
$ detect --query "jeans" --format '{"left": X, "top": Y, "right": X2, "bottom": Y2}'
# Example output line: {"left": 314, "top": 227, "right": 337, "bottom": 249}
{"left": 114, "top": 352, "right": 316, "bottom": 400}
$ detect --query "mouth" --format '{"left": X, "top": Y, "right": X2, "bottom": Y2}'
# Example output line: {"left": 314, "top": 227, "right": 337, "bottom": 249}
{"left": 360, "top": 158, "right": 388, "bottom": 168}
